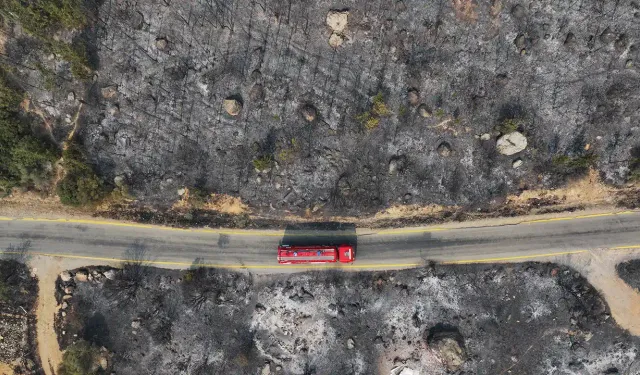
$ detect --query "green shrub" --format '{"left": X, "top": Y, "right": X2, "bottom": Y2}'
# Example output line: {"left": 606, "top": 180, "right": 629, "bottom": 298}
{"left": 57, "top": 340, "right": 101, "bottom": 375}
{"left": 1, "top": 0, "right": 92, "bottom": 80}
{"left": 630, "top": 158, "right": 640, "bottom": 182}
{"left": 56, "top": 144, "right": 105, "bottom": 206}
{"left": 495, "top": 118, "right": 519, "bottom": 134}
{"left": 252, "top": 155, "right": 273, "bottom": 171}
{"left": 1, "top": 0, "right": 87, "bottom": 37}
{"left": 356, "top": 92, "right": 390, "bottom": 131}
{"left": 0, "top": 68, "right": 59, "bottom": 193}
{"left": 551, "top": 153, "right": 598, "bottom": 177}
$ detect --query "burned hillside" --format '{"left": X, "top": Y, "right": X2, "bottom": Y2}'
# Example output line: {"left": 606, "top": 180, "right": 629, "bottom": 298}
{"left": 56, "top": 263, "right": 640, "bottom": 374}
{"left": 2, "top": 0, "right": 640, "bottom": 214}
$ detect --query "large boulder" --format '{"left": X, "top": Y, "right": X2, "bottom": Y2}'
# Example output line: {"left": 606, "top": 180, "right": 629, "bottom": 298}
{"left": 223, "top": 97, "right": 242, "bottom": 116}
{"left": 496, "top": 131, "right": 527, "bottom": 155}
{"left": 426, "top": 325, "right": 467, "bottom": 372}
{"left": 326, "top": 10, "right": 349, "bottom": 32}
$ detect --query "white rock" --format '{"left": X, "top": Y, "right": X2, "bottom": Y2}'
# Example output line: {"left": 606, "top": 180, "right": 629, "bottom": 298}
{"left": 223, "top": 98, "right": 242, "bottom": 116}
{"left": 496, "top": 131, "right": 527, "bottom": 155}
{"left": 347, "top": 338, "right": 355, "bottom": 349}
{"left": 60, "top": 271, "right": 72, "bottom": 282}
{"left": 328, "top": 32, "right": 344, "bottom": 48}
{"left": 103, "top": 269, "right": 117, "bottom": 280}
{"left": 177, "top": 188, "right": 187, "bottom": 196}
{"left": 480, "top": 133, "right": 491, "bottom": 141}
{"left": 512, "top": 158, "right": 523, "bottom": 168}
{"left": 75, "top": 271, "right": 88, "bottom": 282}
{"left": 261, "top": 364, "right": 271, "bottom": 375}
{"left": 326, "top": 10, "right": 349, "bottom": 32}
{"left": 131, "top": 321, "right": 141, "bottom": 329}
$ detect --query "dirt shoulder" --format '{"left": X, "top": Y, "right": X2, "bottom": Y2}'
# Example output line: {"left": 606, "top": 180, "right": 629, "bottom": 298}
{"left": 1, "top": 173, "right": 639, "bottom": 231}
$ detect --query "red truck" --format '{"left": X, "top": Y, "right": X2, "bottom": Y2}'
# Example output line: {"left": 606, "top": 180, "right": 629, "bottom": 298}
{"left": 277, "top": 244, "right": 355, "bottom": 264}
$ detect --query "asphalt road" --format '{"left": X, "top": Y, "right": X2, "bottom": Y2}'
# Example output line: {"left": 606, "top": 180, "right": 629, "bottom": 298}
{"left": 1, "top": 211, "right": 639, "bottom": 272}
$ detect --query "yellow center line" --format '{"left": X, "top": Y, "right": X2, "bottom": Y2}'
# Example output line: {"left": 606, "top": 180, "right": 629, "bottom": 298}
{"left": 0, "top": 209, "right": 637, "bottom": 237}
{"left": 611, "top": 245, "right": 640, "bottom": 250}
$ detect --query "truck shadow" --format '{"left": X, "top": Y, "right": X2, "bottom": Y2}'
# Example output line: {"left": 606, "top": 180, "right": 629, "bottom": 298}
{"left": 281, "top": 222, "right": 357, "bottom": 250}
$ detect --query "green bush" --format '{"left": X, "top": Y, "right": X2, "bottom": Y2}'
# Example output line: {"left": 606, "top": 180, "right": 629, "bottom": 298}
{"left": 551, "top": 153, "right": 598, "bottom": 177}
{"left": 0, "top": 0, "right": 86, "bottom": 37}
{"left": 630, "top": 157, "right": 640, "bottom": 182}
{"left": 356, "top": 92, "right": 390, "bottom": 131}
{"left": 0, "top": 68, "right": 59, "bottom": 193}
{"left": 57, "top": 340, "right": 101, "bottom": 375}
{"left": 495, "top": 118, "right": 519, "bottom": 134}
{"left": 56, "top": 144, "right": 105, "bottom": 206}
{"left": 1, "top": 0, "right": 92, "bottom": 80}
{"left": 252, "top": 155, "right": 273, "bottom": 171}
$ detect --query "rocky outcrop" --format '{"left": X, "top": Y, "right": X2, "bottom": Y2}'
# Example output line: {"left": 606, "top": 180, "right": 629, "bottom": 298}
{"left": 496, "top": 131, "right": 527, "bottom": 155}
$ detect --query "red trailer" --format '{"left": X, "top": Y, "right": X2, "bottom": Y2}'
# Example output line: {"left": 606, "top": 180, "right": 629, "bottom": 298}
{"left": 277, "top": 244, "right": 355, "bottom": 264}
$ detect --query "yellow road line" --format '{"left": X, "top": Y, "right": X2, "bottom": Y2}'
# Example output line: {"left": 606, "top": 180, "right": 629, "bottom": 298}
{"left": 442, "top": 250, "right": 588, "bottom": 264}
{"left": 0, "top": 209, "right": 637, "bottom": 237}
{"left": 611, "top": 245, "right": 640, "bottom": 250}
{"left": 0, "top": 250, "right": 420, "bottom": 269}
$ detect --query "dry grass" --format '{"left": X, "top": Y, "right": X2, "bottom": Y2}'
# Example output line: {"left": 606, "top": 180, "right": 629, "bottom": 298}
{"left": 172, "top": 189, "right": 248, "bottom": 214}
{"left": 507, "top": 169, "right": 613, "bottom": 207}
{"left": 452, "top": 0, "right": 478, "bottom": 22}
{"left": 373, "top": 204, "right": 450, "bottom": 220}
{"left": 0, "top": 191, "right": 89, "bottom": 218}
{"left": 0, "top": 30, "right": 7, "bottom": 55}
{"left": 204, "top": 193, "right": 248, "bottom": 214}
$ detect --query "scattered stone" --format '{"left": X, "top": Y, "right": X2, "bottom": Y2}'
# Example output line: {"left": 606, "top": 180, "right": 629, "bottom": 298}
{"left": 103, "top": 270, "right": 116, "bottom": 280}
{"left": 61, "top": 302, "right": 68, "bottom": 310}
{"left": 328, "top": 32, "right": 345, "bottom": 48}
{"left": 223, "top": 97, "right": 243, "bottom": 116}
{"left": 114, "top": 175, "right": 125, "bottom": 187}
{"left": 67, "top": 91, "right": 75, "bottom": 101}
{"left": 512, "top": 158, "right": 523, "bottom": 168}
{"left": 301, "top": 104, "right": 317, "bottom": 122}
{"left": 99, "top": 355, "right": 109, "bottom": 370}
{"left": 250, "top": 69, "right": 262, "bottom": 81}
{"left": 62, "top": 295, "right": 72, "bottom": 301}
{"left": 326, "top": 10, "right": 349, "bottom": 32}
{"left": 261, "top": 363, "right": 271, "bottom": 375}
{"left": 437, "top": 141, "right": 452, "bottom": 157}
{"left": 155, "top": 37, "right": 168, "bottom": 50}
{"left": 61, "top": 311, "right": 66, "bottom": 317}
{"left": 347, "top": 337, "right": 355, "bottom": 349}
{"left": 599, "top": 27, "right": 616, "bottom": 44}
{"left": 418, "top": 103, "right": 431, "bottom": 117}
{"left": 249, "top": 83, "right": 265, "bottom": 101}
{"left": 388, "top": 155, "right": 407, "bottom": 175}
{"left": 131, "top": 321, "right": 141, "bottom": 329}
{"left": 496, "top": 131, "right": 527, "bottom": 155}
{"left": 480, "top": 133, "right": 491, "bottom": 141}
{"left": 407, "top": 88, "right": 420, "bottom": 106}
{"left": 75, "top": 271, "right": 88, "bottom": 282}
{"left": 626, "top": 59, "right": 634, "bottom": 68}
{"left": 511, "top": 4, "right": 526, "bottom": 19}
{"left": 427, "top": 326, "right": 467, "bottom": 372}
{"left": 64, "top": 286, "right": 75, "bottom": 295}
{"left": 59, "top": 271, "right": 73, "bottom": 282}
{"left": 101, "top": 86, "right": 118, "bottom": 99}
{"left": 178, "top": 188, "right": 186, "bottom": 196}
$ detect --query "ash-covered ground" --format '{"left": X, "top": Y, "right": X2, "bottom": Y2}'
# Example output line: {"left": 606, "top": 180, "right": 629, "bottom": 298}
{"left": 618, "top": 259, "right": 640, "bottom": 292}
{"left": 57, "top": 262, "right": 640, "bottom": 375}
{"left": 0, "top": 257, "right": 40, "bottom": 374}
{"left": 6, "top": 0, "right": 640, "bottom": 215}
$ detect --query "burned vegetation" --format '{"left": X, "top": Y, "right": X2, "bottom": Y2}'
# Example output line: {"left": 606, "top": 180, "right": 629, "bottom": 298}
{"left": 55, "top": 262, "right": 639, "bottom": 374}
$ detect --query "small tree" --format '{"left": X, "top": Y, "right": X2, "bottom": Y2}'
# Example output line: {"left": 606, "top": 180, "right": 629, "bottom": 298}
{"left": 57, "top": 340, "right": 101, "bottom": 375}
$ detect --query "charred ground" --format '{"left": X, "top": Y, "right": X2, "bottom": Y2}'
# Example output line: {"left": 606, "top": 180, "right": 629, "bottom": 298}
{"left": 3, "top": 0, "right": 640, "bottom": 216}
{"left": 56, "top": 262, "right": 639, "bottom": 375}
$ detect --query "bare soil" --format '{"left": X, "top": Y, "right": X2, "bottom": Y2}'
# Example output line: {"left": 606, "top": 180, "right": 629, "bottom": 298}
{"left": 55, "top": 262, "right": 640, "bottom": 374}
